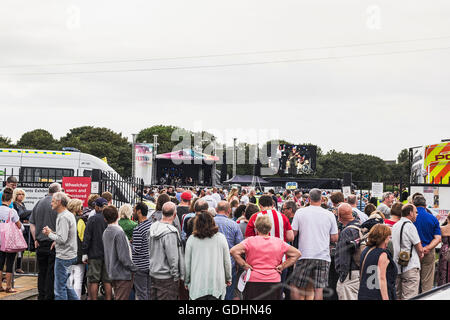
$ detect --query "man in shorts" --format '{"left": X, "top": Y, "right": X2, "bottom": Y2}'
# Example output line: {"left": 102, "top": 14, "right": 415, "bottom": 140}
{"left": 289, "top": 188, "right": 338, "bottom": 300}
{"left": 82, "top": 197, "right": 112, "bottom": 300}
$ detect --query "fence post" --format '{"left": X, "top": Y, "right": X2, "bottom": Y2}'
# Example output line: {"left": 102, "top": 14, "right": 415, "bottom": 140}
{"left": 140, "top": 178, "right": 144, "bottom": 203}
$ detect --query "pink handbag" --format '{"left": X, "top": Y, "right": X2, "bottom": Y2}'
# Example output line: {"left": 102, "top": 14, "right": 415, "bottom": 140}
{"left": 0, "top": 210, "right": 28, "bottom": 253}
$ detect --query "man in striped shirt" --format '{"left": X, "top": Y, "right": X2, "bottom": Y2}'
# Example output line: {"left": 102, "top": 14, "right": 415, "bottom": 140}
{"left": 131, "top": 202, "right": 152, "bottom": 300}
{"left": 244, "top": 195, "right": 294, "bottom": 243}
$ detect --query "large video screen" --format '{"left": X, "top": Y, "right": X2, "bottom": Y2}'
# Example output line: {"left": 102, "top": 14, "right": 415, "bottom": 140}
{"left": 269, "top": 144, "right": 317, "bottom": 176}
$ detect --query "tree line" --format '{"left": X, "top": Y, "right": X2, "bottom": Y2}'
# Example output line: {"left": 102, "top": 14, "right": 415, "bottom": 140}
{"left": 0, "top": 125, "right": 409, "bottom": 183}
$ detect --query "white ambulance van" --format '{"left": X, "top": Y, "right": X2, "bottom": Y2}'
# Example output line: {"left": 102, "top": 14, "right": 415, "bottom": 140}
{"left": 0, "top": 148, "right": 135, "bottom": 209}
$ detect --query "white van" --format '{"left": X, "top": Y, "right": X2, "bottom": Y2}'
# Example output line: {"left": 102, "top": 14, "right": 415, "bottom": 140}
{"left": 0, "top": 147, "right": 135, "bottom": 208}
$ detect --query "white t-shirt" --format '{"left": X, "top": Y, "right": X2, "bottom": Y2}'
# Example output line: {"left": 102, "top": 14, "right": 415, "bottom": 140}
{"left": 212, "top": 193, "right": 222, "bottom": 204}
{"left": 0, "top": 205, "right": 19, "bottom": 224}
{"left": 291, "top": 205, "right": 338, "bottom": 262}
{"left": 240, "top": 195, "right": 249, "bottom": 205}
{"left": 203, "top": 195, "right": 218, "bottom": 209}
{"left": 392, "top": 217, "right": 421, "bottom": 274}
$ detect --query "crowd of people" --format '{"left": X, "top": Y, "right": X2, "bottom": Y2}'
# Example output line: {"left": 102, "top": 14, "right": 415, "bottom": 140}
{"left": 0, "top": 175, "right": 448, "bottom": 301}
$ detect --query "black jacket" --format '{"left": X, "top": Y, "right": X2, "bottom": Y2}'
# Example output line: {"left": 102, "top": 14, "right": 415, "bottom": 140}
{"left": 13, "top": 202, "right": 32, "bottom": 222}
{"left": 82, "top": 211, "right": 107, "bottom": 260}
{"left": 335, "top": 220, "right": 361, "bottom": 282}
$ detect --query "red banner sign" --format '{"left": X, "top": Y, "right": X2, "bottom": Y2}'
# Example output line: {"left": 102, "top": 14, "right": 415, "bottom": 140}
{"left": 62, "top": 177, "right": 91, "bottom": 207}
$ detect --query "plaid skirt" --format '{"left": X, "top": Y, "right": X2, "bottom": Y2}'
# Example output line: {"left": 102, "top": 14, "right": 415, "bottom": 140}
{"left": 288, "top": 259, "right": 330, "bottom": 289}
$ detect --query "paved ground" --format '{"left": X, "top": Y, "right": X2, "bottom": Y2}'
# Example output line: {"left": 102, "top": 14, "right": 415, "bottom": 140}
{"left": 0, "top": 275, "right": 38, "bottom": 300}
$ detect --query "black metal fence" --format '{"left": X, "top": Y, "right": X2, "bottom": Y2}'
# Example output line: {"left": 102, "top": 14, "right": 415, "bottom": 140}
{"left": 0, "top": 167, "right": 144, "bottom": 278}
{"left": 1, "top": 167, "right": 144, "bottom": 207}
{"left": 352, "top": 180, "right": 409, "bottom": 199}
{"left": 95, "top": 170, "right": 144, "bottom": 208}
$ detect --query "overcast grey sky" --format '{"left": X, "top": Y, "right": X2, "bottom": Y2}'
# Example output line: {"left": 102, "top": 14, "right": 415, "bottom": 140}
{"left": 1, "top": 0, "right": 449, "bottom": 160}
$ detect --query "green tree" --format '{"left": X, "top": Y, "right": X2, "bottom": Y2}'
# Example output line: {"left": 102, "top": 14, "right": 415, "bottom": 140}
{"left": 16, "top": 129, "right": 59, "bottom": 150}
{"left": 397, "top": 149, "right": 409, "bottom": 164}
{"left": 0, "top": 135, "right": 13, "bottom": 148}
{"left": 59, "top": 126, "right": 132, "bottom": 177}
{"left": 137, "top": 125, "right": 192, "bottom": 155}
{"left": 316, "top": 150, "right": 388, "bottom": 182}
{"left": 137, "top": 125, "right": 218, "bottom": 155}
{"left": 387, "top": 149, "right": 410, "bottom": 183}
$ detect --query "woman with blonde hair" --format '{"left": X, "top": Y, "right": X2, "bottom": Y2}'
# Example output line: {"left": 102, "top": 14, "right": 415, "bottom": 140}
{"left": 67, "top": 198, "right": 85, "bottom": 299}
{"left": 227, "top": 188, "right": 239, "bottom": 203}
{"left": 358, "top": 224, "right": 397, "bottom": 300}
{"left": 118, "top": 204, "right": 137, "bottom": 241}
{"left": 12, "top": 188, "right": 31, "bottom": 274}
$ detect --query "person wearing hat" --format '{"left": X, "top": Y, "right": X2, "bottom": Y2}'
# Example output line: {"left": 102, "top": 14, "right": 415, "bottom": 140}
{"left": 176, "top": 191, "right": 192, "bottom": 225}
{"left": 87, "top": 197, "right": 108, "bottom": 220}
{"left": 81, "top": 198, "right": 113, "bottom": 300}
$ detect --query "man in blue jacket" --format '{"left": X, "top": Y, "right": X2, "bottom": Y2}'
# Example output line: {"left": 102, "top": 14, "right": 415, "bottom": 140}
{"left": 413, "top": 196, "right": 441, "bottom": 293}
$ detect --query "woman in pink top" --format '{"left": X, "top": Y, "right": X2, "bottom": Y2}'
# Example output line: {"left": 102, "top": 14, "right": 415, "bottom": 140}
{"left": 230, "top": 215, "right": 301, "bottom": 300}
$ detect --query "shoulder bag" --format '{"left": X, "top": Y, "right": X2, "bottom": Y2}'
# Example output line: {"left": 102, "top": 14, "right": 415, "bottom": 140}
{"left": 0, "top": 210, "right": 28, "bottom": 253}
{"left": 397, "top": 221, "right": 413, "bottom": 272}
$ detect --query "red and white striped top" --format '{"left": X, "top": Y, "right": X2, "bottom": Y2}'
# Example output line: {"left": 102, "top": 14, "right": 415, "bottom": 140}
{"left": 245, "top": 209, "right": 292, "bottom": 243}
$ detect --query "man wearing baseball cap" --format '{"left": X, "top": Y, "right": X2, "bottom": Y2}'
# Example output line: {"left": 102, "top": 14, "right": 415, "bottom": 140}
{"left": 87, "top": 197, "right": 108, "bottom": 220}
{"left": 176, "top": 191, "right": 192, "bottom": 225}
{"left": 82, "top": 197, "right": 112, "bottom": 300}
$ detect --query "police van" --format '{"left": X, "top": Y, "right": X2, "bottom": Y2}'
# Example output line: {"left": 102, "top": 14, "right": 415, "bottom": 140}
{"left": 0, "top": 147, "right": 135, "bottom": 209}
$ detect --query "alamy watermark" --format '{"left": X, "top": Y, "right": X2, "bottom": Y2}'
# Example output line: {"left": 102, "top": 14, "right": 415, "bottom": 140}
{"left": 168, "top": 122, "right": 280, "bottom": 176}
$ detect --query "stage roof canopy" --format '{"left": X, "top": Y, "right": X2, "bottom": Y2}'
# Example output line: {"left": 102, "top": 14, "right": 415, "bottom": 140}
{"left": 156, "top": 149, "right": 219, "bottom": 162}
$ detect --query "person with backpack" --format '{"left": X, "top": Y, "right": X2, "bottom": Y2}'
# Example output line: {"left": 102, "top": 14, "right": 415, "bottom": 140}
{"left": 392, "top": 204, "right": 424, "bottom": 300}
{"left": 334, "top": 203, "right": 365, "bottom": 300}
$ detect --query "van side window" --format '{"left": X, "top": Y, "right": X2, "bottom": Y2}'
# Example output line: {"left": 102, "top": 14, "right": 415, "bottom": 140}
{"left": 83, "top": 170, "right": 92, "bottom": 177}
{"left": 20, "top": 167, "right": 74, "bottom": 182}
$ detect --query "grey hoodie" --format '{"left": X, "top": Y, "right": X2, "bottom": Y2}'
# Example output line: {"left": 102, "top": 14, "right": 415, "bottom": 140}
{"left": 148, "top": 221, "right": 185, "bottom": 281}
